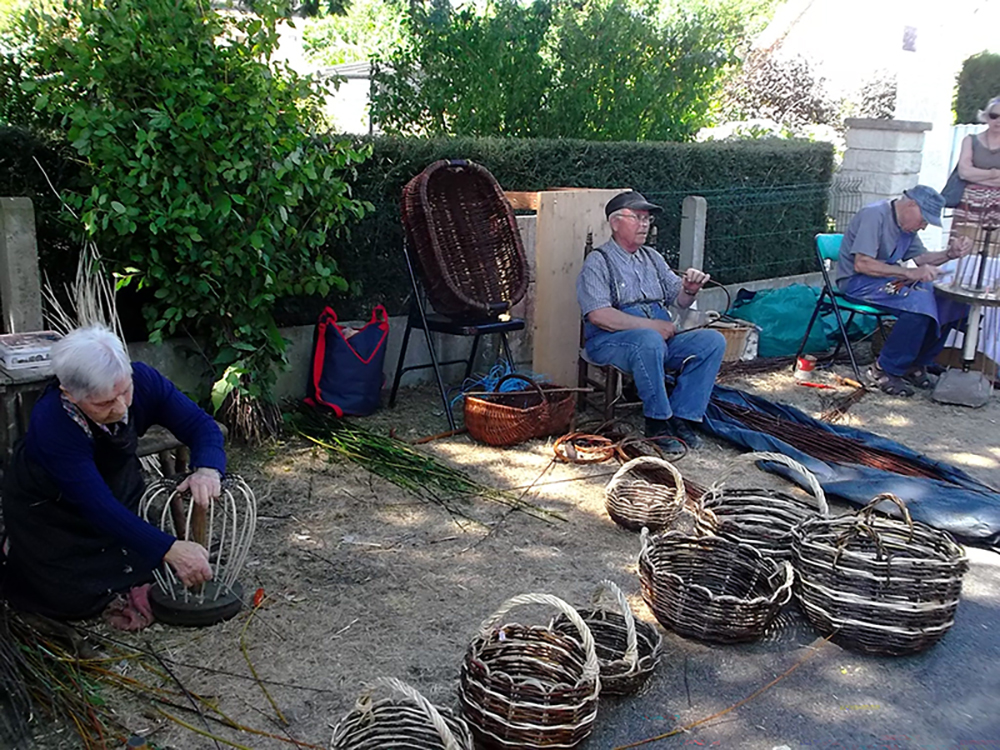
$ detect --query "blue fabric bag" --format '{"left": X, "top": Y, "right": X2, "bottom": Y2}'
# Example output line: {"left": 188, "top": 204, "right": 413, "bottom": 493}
{"left": 305, "top": 305, "right": 389, "bottom": 417}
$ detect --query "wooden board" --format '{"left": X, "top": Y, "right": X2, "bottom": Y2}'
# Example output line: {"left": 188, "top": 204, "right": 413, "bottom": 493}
{"left": 531, "top": 189, "right": 626, "bottom": 386}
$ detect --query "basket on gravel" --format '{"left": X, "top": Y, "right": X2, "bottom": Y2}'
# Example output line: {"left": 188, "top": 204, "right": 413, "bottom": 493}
{"left": 639, "top": 529, "right": 794, "bottom": 642}
{"left": 605, "top": 456, "right": 716, "bottom": 534}
{"left": 791, "top": 493, "right": 968, "bottom": 656}
{"left": 331, "top": 677, "right": 473, "bottom": 750}
{"left": 401, "top": 159, "right": 528, "bottom": 317}
{"left": 463, "top": 374, "right": 574, "bottom": 447}
{"left": 702, "top": 451, "right": 828, "bottom": 560}
{"left": 459, "top": 593, "right": 601, "bottom": 749}
{"left": 552, "top": 580, "right": 662, "bottom": 696}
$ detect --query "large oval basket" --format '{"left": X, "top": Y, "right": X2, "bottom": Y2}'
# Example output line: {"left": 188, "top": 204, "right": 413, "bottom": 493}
{"left": 331, "top": 677, "right": 473, "bottom": 750}
{"left": 552, "top": 580, "right": 662, "bottom": 696}
{"left": 703, "top": 451, "right": 828, "bottom": 560}
{"left": 639, "top": 529, "right": 793, "bottom": 642}
{"left": 459, "top": 593, "right": 601, "bottom": 749}
{"left": 605, "top": 456, "right": 716, "bottom": 534}
{"left": 464, "top": 376, "right": 574, "bottom": 447}
{"left": 791, "top": 494, "right": 968, "bottom": 656}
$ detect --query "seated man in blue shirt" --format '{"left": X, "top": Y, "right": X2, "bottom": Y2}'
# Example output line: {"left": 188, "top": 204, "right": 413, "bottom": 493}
{"left": 1, "top": 326, "right": 226, "bottom": 621}
{"left": 834, "top": 185, "right": 973, "bottom": 397}
{"left": 577, "top": 191, "right": 727, "bottom": 455}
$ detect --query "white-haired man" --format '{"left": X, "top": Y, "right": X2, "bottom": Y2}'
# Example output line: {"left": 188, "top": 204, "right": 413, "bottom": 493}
{"left": 1, "top": 326, "right": 225, "bottom": 622}
{"left": 577, "top": 191, "right": 727, "bottom": 454}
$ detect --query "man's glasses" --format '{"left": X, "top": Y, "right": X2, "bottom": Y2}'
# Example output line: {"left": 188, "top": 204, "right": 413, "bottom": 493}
{"left": 619, "top": 212, "right": 652, "bottom": 226}
{"left": 989, "top": 112, "right": 1000, "bottom": 120}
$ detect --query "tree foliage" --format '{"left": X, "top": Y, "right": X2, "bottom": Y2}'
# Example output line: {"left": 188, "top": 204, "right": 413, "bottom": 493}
{"left": 2, "top": 0, "right": 370, "bottom": 438}
{"left": 370, "top": 0, "right": 754, "bottom": 141}
{"left": 302, "top": 0, "right": 409, "bottom": 67}
{"left": 954, "top": 51, "right": 1000, "bottom": 125}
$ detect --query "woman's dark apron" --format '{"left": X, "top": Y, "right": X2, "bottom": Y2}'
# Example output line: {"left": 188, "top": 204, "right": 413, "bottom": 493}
{"left": 1, "top": 411, "right": 155, "bottom": 619}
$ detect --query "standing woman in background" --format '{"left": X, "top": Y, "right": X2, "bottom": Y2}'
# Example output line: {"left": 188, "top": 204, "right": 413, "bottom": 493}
{"left": 951, "top": 95, "right": 1000, "bottom": 248}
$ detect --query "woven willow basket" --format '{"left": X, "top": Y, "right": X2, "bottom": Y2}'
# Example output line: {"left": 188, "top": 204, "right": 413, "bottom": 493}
{"left": 791, "top": 494, "right": 968, "bottom": 656}
{"left": 605, "top": 456, "right": 717, "bottom": 534}
{"left": 331, "top": 677, "right": 473, "bottom": 750}
{"left": 552, "top": 580, "right": 662, "bottom": 696}
{"left": 459, "top": 593, "right": 601, "bottom": 749}
{"left": 702, "top": 451, "right": 828, "bottom": 560}
{"left": 464, "top": 375, "right": 574, "bottom": 447}
{"left": 639, "top": 529, "right": 794, "bottom": 642}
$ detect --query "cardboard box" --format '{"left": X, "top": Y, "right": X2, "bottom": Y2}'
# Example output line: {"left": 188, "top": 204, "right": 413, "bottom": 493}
{"left": 0, "top": 331, "right": 61, "bottom": 372}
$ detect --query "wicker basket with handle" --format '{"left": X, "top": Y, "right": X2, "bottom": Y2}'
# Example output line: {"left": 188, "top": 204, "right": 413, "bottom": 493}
{"left": 459, "top": 593, "right": 601, "bottom": 749}
{"left": 463, "top": 375, "right": 574, "bottom": 447}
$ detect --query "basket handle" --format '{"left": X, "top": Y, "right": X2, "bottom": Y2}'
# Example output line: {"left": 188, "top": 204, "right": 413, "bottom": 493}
{"left": 357, "top": 677, "right": 464, "bottom": 750}
{"left": 707, "top": 451, "right": 828, "bottom": 516}
{"left": 607, "top": 456, "right": 686, "bottom": 505}
{"left": 770, "top": 561, "right": 795, "bottom": 607}
{"left": 590, "top": 580, "right": 638, "bottom": 668}
{"left": 494, "top": 373, "right": 545, "bottom": 398}
{"left": 845, "top": 492, "right": 915, "bottom": 548}
{"left": 478, "top": 593, "right": 601, "bottom": 683}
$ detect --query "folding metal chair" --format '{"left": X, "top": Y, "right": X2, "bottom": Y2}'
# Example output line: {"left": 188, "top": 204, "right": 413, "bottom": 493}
{"left": 794, "top": 233, "right": 894, "bottom": 382}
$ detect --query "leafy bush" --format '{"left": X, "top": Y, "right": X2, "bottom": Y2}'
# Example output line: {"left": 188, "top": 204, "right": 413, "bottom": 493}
{"left": 856, "top": 70, "right": 897, "bottom": 120}
{"left": 721, "top": 51, "right": 839, "bottom": 132}
{"left": 954, "top": 51, "right": 1000, "bottom": 124}
{"left": 3, "top": 0, "right": 370, "bottom": 438}
{"left": 370, "top": 0, "right": 752, "bottom": 142}
{"left": 302, "top": 0, "right": 408, "bottom": 67}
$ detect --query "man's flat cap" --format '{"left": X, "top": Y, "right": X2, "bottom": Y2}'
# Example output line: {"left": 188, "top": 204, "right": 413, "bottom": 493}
{"left": 605, "top": 191, "right": 662, "bottom": 219}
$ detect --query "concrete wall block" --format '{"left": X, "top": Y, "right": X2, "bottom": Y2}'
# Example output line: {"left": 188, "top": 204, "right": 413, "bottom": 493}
{"left": 841, "top": 148, "right": 924, "bottom": 174}
{"left": 865, "top": 172, "right": 921, "bottom": 198}
{"left": 845, "top": 129, "right": 926, "bottom": 152}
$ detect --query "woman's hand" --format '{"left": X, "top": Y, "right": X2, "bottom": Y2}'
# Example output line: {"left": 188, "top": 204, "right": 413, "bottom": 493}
{"left": 177, "top": 467, "right": 222, "bottom": 508}
{"left": 163, "top": 540, "right": 212, "bottom": 588}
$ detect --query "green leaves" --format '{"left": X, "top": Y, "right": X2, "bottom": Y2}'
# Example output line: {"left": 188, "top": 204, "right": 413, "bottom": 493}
{"left": 5, "top": 0, "right": 369, "bottom": 424}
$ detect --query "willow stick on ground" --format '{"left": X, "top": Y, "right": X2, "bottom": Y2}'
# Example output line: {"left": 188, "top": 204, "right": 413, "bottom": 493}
{"left": 612, "top": 633, "right": 833, "bottom": 750}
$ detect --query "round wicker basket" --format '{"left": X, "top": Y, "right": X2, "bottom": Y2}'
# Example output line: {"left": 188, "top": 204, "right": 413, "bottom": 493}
{"left": 552, "top": 580, "right": 662, "bottom": 696}
{"left": 639, "top": 529, "right": 794, "bottom": 643}
{"left": 703, "top": 451, "right": 828, "bottom": 560}
{"left": 331, "top": 677, "right": 473, "bottom": 750}
{"left": 605, "top": 456, "right": 716, "bottom": 534}
{"left": 791, "top": 493, "right": 968, "bottom": 656}
{"left": 459, "top": 593, "right": 601, "bottom": 749}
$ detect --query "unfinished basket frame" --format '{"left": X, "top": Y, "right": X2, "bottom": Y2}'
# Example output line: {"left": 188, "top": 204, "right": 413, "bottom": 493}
{"left": 605, "top": 456, "right": 716, "bottom": 534}
{"left": 552, "top": 580, "right": 662, "bottom": 696}
{"left": 639, "top": 528, "right": 794, "bottom": 643}
{"left": 703, "top": 451, "right": 828, "bottom": 560}
{"left": 791, "top": 493, "right": 968, "bottom": 656}
{"left": 459, "top": 593, "right": 601, "bottom": 749}
{"left": 331, "top": 677, "right": 473, "bottom": 750}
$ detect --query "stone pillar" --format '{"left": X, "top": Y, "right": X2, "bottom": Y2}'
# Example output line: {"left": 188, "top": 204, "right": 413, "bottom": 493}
{"left": 0, "top": 197, "right": 44, "bottom": 334}
{"left": 840, "top": 119, "right": 933, "bottom": 207}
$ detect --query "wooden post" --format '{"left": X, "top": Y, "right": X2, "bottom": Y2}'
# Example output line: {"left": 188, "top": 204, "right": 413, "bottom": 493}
{"left": 532, "top": 189, "right": 625, "bottom": 386}
{"left": 0, "top": 197, "right": 44, "bottom": 334}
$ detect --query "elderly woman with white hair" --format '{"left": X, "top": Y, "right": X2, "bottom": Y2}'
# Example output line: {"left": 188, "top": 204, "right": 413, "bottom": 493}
{"left": 1, "top": 326, "right": 226, "bottom": 621}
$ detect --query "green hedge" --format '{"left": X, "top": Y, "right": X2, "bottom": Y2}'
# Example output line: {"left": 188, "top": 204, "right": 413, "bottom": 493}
{"left": 325, "top": 135, "right": 834, "bottom": 319}
{"left": 1, "top": 128, "right": 834, "bottom": 330}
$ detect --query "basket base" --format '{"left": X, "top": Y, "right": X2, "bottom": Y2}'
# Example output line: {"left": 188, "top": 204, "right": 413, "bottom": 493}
{"left": 150, "top": 580, "right": 244, "bottom": 627}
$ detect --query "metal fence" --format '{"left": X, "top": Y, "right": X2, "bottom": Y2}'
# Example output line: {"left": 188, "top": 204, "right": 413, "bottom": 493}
{"left": 644, "top": 182, "right": 833, "bottom": 285}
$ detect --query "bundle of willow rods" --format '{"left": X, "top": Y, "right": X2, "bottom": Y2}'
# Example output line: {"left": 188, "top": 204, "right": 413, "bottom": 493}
{"left": 716, "top": 357, "right": 793, "bottom": 383}
{"left": 711, "top": 399, "right": 946, "bottom": 481}
{"left": 292, "top": 409, "right": 562, "bottom": 521}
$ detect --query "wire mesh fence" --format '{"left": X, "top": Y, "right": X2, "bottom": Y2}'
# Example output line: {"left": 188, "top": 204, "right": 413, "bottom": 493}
{"left": 644, "top": 181, "right": 837, "bottom": 286}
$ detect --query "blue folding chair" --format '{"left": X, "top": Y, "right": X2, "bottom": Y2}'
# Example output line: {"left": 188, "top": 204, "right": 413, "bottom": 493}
{"left": 794, "top": 233, "right": 894, "bottom": 382}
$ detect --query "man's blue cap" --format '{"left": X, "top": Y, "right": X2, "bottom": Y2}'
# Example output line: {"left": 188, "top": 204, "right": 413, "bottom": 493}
{"left": 903, "top": 185, "right": 944, "bottom": 227}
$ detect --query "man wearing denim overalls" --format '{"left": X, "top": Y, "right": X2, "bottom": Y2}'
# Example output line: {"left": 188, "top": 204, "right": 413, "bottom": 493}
{"left": 577, "top": 191, "right": 727, "bottom": 455}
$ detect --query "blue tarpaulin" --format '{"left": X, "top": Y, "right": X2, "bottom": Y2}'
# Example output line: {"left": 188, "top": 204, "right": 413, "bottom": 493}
{"left": 702, "top": 386, "right": 1000, "bottom": 546}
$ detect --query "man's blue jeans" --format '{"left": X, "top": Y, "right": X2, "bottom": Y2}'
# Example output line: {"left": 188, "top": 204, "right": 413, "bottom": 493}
{"left": 879, "top": 311, "right": 964, "bottom": 377}
{"left": 585, "top": 326, "right": 727, "bottom": 421}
